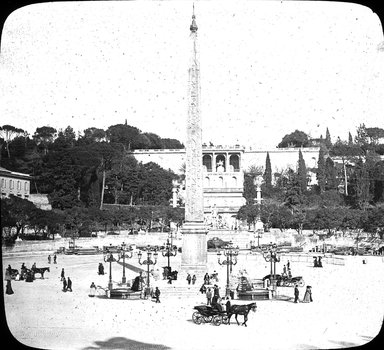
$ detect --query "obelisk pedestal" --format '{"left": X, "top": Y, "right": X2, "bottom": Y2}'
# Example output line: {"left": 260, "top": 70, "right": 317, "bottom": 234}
{"left": 181, "top": 8, "right": 207, "bottom": 276}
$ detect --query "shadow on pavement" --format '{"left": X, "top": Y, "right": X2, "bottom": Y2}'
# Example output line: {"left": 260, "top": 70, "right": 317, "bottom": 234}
{"left": 82, "top": 337, "right": 171, "bottom": 350}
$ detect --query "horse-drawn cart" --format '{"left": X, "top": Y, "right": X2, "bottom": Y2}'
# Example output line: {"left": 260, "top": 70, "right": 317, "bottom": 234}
{"left": 192, "top": 305, "right": 229, "bottom": 326}
{"left": 263, "top": 274, "right": 305, "bottom": 287}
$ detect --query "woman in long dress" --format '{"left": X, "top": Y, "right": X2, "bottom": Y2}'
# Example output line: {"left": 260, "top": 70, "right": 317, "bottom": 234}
{"left": 302, "top": 286, "right": 312, "bottom": 303}
{"left": 6, "top": 280, "right": 14, "bottom": 295}
{"left": 89, "top": 282, "right": 97, "bottom": 297}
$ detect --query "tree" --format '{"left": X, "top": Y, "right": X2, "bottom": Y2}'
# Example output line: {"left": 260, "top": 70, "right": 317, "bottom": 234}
{"left": 263, "top": 152, "right": 272, "bottom": 191}
{"left": 106, "top": 124, "right": 141, "bottom": 150}
{"left": 82, "top": 127, "right": 106, "bottom": 143}
{"left": 0, "top": 124, "right": 25, "bottom": 158}
{"left": 277, "top": 130, "right": 309, "bottom": 148}
{"left": 317, "top": 146, "right": 326, "bottom": 193}
{"left": 325, "top": 127, "right": 332, "bottom": 149}
{"left": 348, "top": 132, "right": 353, "bottom": 145}
{"left": 325, "top": 157, "right": 337, "bottom": 190}
{"left": 297, "top": 149, "right": 307, "bottom": 193}
{"left": 349, "top": 159, "right": 371, "bottom": 210}
{"left": 33, "top": 126, "right": 57, "bottom": 155}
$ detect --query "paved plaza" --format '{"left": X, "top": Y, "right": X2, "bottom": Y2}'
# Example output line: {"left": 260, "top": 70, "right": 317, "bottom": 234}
{"left": 3, "top": 242, "right": 384, "bottom": 350}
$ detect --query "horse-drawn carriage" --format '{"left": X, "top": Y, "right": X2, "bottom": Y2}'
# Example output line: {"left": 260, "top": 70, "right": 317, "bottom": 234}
{"left": 263, "top": 274, "right": 305, "bottom": 287}
{"left": 192, "top": 305, "right": 229, "bottom": 326}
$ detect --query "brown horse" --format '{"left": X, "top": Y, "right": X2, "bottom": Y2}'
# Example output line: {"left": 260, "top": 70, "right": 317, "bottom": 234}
{"left": 228, "top": 302, "right": 257, "bottom": 327}
{"left": 32, "top": 267, "right": 50, "bottom": 279}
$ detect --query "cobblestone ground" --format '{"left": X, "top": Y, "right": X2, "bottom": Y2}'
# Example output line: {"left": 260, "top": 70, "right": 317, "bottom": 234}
{"left": 3, "top": 250, "right": 384, "bottom": 350}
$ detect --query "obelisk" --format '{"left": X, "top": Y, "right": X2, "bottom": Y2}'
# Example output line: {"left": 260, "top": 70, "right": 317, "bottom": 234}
{"left": 181, "top": 6, "right": 207, "bottom": 274}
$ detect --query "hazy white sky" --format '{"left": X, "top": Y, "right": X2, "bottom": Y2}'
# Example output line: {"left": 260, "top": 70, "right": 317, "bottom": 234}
{"left": 0, "top": 0, "right": 383, "bottom": 148}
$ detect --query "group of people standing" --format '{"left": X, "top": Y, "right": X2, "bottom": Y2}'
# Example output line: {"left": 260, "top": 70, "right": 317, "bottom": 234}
{"left": 60, "top": 268, "right": 72, "bottom": 292}
{"left": 186, "top": 273, "right": 196, "bottom": 285}
{"left": 313, "top": 256, "right": 323, "bottom": 268}
{"left": 294, "top": 285, "right": 313, "bottom": 303}
{"left": 47, "top": 254, "right": 57, "bottom": 264}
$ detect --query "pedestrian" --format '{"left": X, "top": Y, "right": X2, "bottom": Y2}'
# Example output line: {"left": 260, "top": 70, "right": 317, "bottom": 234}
{"left": 60, "top": 268, "right": 65, "bottom": 281}
{"left": 98, "top": 263, "right": 104, "bottom": 275}
{"left": 204, "top": 272, "right": 210, "bottom": 285}
{"left": 199, "top": 284, "right": 206, "bottom": 294}
{"left": 154, "top": 287, "right": 161, "bottom": 303}
{"left": 48, "top": 255, "right": 51, "bottom": 264}
{"left": 206, "top": 288, "right": 212, "bottom": 305}
{"left": 294, "top": 284, "right": 299, "bottom": 303}
{"left": 288, "top": 267, "right": 292, "bottom": 279}
{"left": 89, "top": 282, "right": 97, "bottom": 297}
{"left": 62, "top": 277, "right": 67, "bottom": 292}
{"left": 213, "top": 284, "right": 220, "bottom": 299}
{"left": 318, "top": 256, "right": 323, "bottom": 268}
{"left": 6, "top": 280, "right": 14, "bottom": 295}
{"left": 67, "top": 277, "right": 72, "bottom": 292}
{"left": 287, "top": 260, "right": 290, "bottom": 269}
{"left": 283, "top": 265, "right": 287, "bottom": 275}
{"left": 225, "top": 296, "right": 231, "bottom": 316}
{"left": 302, "top": 286, "right": 312, "bottom": 303}
{"left": 192, "top": 274, "right": 196, "bottom": 285}
{"left": 313, "top": 257, "right": 318, "bottom": 267}
{"left": 53, "top": 254, "right": 57, "bottom": 264}
{"left": 186, "top": 273, "right": 191, "bottom": 285}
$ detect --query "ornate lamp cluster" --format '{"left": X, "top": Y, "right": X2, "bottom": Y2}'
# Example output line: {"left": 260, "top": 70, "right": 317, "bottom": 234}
{"left": 162, "top": 238, "right": 177, "bottom": 268}
{"left": 217, "top": 242, "right": 239, "bottom": 297}
{"left": 137, "top": 245, "right": 158, "bottom": 298}
{"left": 261, "top": 242, "right": 281, "bottom": 283}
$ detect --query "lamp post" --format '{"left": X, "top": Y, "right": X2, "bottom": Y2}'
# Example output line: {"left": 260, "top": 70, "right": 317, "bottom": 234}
{"left": 253, "top": 176, "right": 264, "bottom": 244}
{"left": 103, "top": 244, "right": 120, "bottom": 292}
{"left": 118, "top": 241, "right": 133, "bottom": 284}
{"left": 261, "top": 242, "right": 280, "bottom": 286}
{"left": 137, "top": 245, "right": 158, "bottom": 298}
{"left": 162, "top": 238, "right": 177, "bottom": 270}
{"left": 217, "top": 243, "right": 239, "bottom": 297}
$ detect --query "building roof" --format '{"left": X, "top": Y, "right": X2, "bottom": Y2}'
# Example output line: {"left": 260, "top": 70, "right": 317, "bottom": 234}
{"left": 0, "top": 166, "right": 31, "bottom": 180}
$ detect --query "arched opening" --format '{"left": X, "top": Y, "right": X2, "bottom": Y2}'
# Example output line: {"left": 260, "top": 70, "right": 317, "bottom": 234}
{"left": 229, "top": 154, "right": 240, "bottom": 172}
{"left": 216, "top": 154, "right": 226, "bottom": 172}
{"left": 218, "top": 176, "right": 224, "bottom": 187}
{"left": 203, "top": 154, "right": 212, "bottom": 172}
{"left": 231, "top": 176, "right": 237, "bottom": 187}
{"left": 204, "top": 176, "right": 210, "bottom": 187}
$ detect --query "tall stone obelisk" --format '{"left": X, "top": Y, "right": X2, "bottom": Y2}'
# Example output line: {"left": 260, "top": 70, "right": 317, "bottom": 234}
{"left": 181, "top": 6, "right": 207, "bottom": 274}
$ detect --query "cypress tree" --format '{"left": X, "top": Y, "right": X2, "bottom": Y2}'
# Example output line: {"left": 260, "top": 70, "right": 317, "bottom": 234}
{"left": 317, "top": 146, "right": 326, "bottom": 193}
{"left": 325, "top": 127, "right": 332, "bottom": 149}
{"left": 348, "top": 132, "right": 353, "bottom": 145}
{"left": 297, "top": 149, "right": 307, "bottom": 192}
{"left": 263, "top": 152, "right": 272, "bottom": 190}
{"left": 325, "top": 157, "right": 337, "bottom": 190}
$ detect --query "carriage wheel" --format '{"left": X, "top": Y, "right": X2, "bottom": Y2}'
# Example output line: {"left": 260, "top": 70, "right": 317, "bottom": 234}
{"left": 203, "top": 316, "right": 212, "bottom": 323}
{"left": 299, "top": 279, "right": 305, "bottom": 287}
{"left": 212, "top": 315, "right": 222, "bottom": 326}
{"left": 222, "top": 315, "right": 230, "bottom": 325}
{"left": 192, "top": 312, "right": 202, "bottom": 325}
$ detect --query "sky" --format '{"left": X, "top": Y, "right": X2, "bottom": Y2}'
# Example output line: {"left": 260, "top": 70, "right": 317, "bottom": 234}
{"left": 0, "top": 0, "right": 383, "bottom": 149}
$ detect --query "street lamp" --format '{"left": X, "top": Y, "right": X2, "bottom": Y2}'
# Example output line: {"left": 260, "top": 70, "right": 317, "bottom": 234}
{"left": 118, "top": 241, "right": 133, "bottom": 284}
{"left": 162, "top": 238, "right": 177, "bottom": 270}
{"left": 103, "top": 244, "right": 120, "bottom": 292}
{"left": 261, "top": 242, "right": 280, "bottom": 284}
{"left": 253, "top": 176, "right": 264, "bottom": 245}
{"left": 217, "top": 242, "right": 239, "bottom": 297}
{"left": 137, "top": 245, "right": 158, "bottom": 298}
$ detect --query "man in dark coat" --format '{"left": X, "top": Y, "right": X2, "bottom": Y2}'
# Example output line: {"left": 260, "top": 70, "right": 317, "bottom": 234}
{"left": 67, "top": 277, "right": 72, "bottom": 292}
{"left": 53, "top": 255, "right": 57, "bottom": 264}
{"left": 213, "top": 284, "right": 220, "bottom": 299}
{"left": 225, "top": 297, "right": 231, "bottom": 316}
{"left": 61, "top": 268, "right": 65, "bottom": 281}
{"left": 294, "top": 284, "right": 299, "bottom": 303}
{"left": 154, "top": 287, "right": 161, "bottom": 303}
{"left": 63, "top": 277, "right": 67, "bottom": 292}
{"left": 98, "top": 263, "right": 104, "bottom": 275}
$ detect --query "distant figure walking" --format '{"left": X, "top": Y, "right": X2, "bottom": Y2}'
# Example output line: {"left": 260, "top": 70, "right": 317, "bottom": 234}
{"left": 6, "top": 280, "right": 14, "bottom": 295}
{"left": 313, "top": 257, "right": 318, "bottom": 267}
{"left": 67, "top": 277, "right": 72, "bottom": 292}
{"left": 186, "top": 273, "right": 191, "bottom": 285}
{"left": 204, "top": 273, "right": 210, "bottom": 285}
{"left": 287, "top": 260, "right": 290, "bottom": 270}
{"left": 213, "top": 284, "right": 220, "bottom": 299}
{"left": 32, "top": 262, "right": 36, "bottom": 270}
{"left": 60, "top": 268, "right": 65, "bottom": 281}
{"left": 48, "top": 255, "right": 51, "bottom": 264}
{"left": 206, "top": 288, "right": 212, "bottom": 305}
{"left": 62, "top": 277, "right": 67, "bottom": 292}
{"left": 283, "top": 265, "right": 287, "bottom": 275}
{"left": 225, "top": 296, "right": 231, "bottom": 316}
{"left": 317, "top": 256, "right": 323, "bottom": 268}
{"left": 53, "top": 254, "right": 57, "bottom": 264}
{"left": 302, "top": 286, "right": 313, "bottom": 303}
{"left": 294, "top": 284, "right": 299, "bottom": 303}
{"left": 154, "top": 287, "right": 161, "bottom": 303}
{"left": 192, "top": 274, "right": 196, "bottom": 285}
{"left": 287, "top": 267, "right": 292, "bottom": 279}
{"left": 98, "top": 263, "right": 104, "bottom": 275}
{"left": 89, "top": 282, "right": 97, "bottom": 297}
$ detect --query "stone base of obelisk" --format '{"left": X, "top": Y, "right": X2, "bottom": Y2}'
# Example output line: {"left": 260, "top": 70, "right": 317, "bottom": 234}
{"left": 181, "top": 221, "right": 208, "bottom": 276}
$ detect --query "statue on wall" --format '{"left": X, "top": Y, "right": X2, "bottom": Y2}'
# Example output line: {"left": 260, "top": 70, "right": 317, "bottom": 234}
{"left": 216, "top": 159, "right": 225, "bottom": 172}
